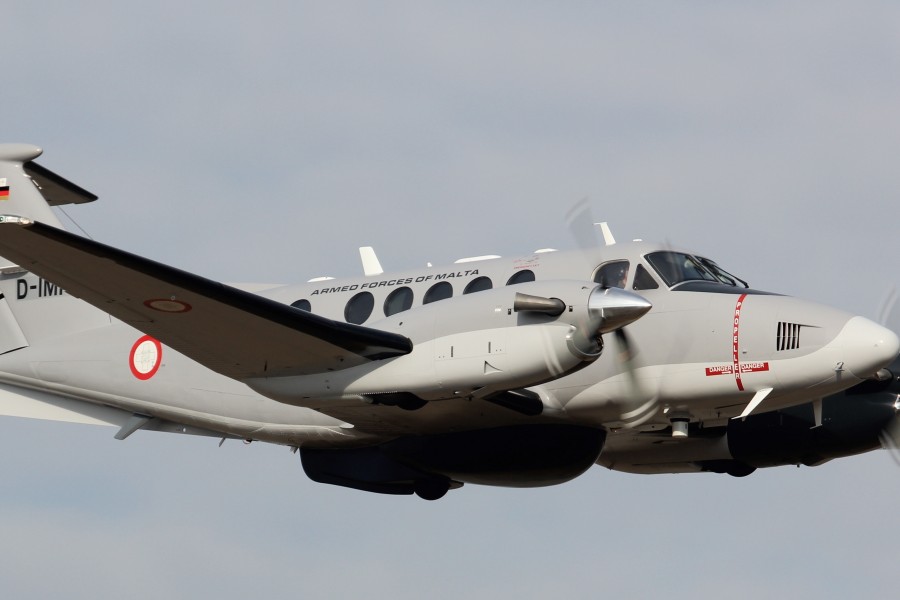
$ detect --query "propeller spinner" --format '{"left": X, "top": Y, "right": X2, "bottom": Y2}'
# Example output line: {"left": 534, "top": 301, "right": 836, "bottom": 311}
{"left": 514, "top": 285, "right": 652, "bottom": 359}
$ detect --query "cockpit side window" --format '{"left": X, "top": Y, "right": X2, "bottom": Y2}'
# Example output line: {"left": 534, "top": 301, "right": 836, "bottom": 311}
{"left": 645, "top": 251, "right": 717, "bottom": 287}
{"left": 593, "top": 260, "right": 629, "bottom": 289}
{"left": 632, "top": 264, "right": 659, "bottom": 290}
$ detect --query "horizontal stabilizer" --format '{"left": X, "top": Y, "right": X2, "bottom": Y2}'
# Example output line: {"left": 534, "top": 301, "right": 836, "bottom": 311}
{"left": 0, "top": 381, "right": 240, "bottom": 439}
{"left": 24, "top": 161, "right": 98, "bottom": 205}
{"left": 0, "top": 217, "right": 412, "bottom": 379}
{"left": 0, "top": 382, "right": 124, "bottom": 427}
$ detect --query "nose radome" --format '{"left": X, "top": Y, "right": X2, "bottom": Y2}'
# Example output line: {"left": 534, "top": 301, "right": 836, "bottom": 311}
{"left": 836, "top": 316, "right": 900, "bottom": 379}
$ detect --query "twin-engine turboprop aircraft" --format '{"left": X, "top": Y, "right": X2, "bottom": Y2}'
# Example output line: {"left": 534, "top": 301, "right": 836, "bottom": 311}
{"left": 0, "top": 143, "right": 897, "bottom": 500}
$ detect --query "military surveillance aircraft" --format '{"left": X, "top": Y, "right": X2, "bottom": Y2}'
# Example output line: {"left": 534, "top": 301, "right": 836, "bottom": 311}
{"left": 0, "top": 143, "right": 897, "bottom": 500}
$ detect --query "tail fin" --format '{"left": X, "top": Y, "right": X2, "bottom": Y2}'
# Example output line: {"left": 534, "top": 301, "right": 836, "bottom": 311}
{"left": 0, "top": 144, "right": 99, "bottom": 268}
{"left": 0, "top": 144, "right": 107, "bottom": 344}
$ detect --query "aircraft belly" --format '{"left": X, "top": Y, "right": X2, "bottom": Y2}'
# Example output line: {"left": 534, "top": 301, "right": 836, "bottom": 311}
{"left": 313, "top": 397, "right": 564, "bottom": 438}
{"left": 598, "top": 432, "right": 731, "bottom": 473}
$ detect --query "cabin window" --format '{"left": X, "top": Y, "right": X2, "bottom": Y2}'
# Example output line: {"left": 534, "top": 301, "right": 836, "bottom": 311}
{"left": 463, "top": 276, "right": 493, "bottom": 294}
{"left": 423, "top": 281, "right": 453, "bottom": 304}
{"left": 632, "top": 264, "right": 659, "bottom": 290}
{"left": 291, "top": 299, "right": 312, "bottom": 312}
{"left": 345, "top": 291, "right": 375, "bottom": 324}
{"left": 593, "top": 260, "right": 630, "bottom": 289}
{"left": 384, "top": 287, "right": 414, "bottom": 316}
{"left": 506, "top": 270, "right": 535, "bottom": 285}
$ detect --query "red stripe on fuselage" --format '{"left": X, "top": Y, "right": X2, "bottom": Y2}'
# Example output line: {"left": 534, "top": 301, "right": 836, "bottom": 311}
{"left": 732, "top": 293, "right": 748, "bottom": 391}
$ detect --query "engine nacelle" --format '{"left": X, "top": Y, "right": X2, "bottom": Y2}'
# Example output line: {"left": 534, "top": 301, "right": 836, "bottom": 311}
{"left": 248, "top": 280, "right": 650, "bottom": 406}
{"left": 598, "top": 378, "right": 899, "bottom": 477}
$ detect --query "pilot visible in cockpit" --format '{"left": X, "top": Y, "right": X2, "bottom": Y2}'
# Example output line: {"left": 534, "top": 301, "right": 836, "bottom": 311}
{"left": 594, "top": 260, "right": 630, "bottom": 289}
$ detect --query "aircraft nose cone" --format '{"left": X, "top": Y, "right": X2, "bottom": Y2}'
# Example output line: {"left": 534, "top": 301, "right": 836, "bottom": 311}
{"left": 837, "top": 316, "right": 900, "bottom": 379}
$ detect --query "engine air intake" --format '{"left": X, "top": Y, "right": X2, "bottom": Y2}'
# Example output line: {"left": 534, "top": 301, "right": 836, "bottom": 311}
{"left": 777, "top": 322, "right": 802, "bottom": 351}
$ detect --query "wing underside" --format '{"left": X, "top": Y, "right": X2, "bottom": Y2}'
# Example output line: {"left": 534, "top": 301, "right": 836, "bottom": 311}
{"left": 0, "top": 218, "right": 412, "bottom": 379}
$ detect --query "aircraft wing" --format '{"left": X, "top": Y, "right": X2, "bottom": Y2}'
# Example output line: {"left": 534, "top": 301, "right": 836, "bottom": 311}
{"left": 0, "top": 218, "right": 412, "bottom": 379}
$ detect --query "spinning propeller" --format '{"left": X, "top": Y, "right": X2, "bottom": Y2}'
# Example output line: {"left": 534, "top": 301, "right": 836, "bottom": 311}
{"left": 564, "top": 199, "right": 662, "bottom": 428}
{"left": 875, "top": 287, "right": 900, "bottom": 464}
{"left": 513, "top": 285, "right": 651, "bottom": 359}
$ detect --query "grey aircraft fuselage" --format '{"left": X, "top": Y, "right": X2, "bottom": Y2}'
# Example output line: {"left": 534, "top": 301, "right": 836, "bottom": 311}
{"left": 0, "top": 240, "right": 893, "bottom": 443}
{"left": 0, "top": 142, "right": 897, "bottom": 498}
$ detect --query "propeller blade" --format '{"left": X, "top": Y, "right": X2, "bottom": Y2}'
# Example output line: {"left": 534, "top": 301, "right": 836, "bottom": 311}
{"left": 614, "top": 328, "right": 634, "bottom": 362}
{"left": 875, "top": 361, "right": 900, "bottom": 466}
{"left": 609, "top": 314, "right": 662, "bottom": 429}
{"left": 565, "top": 197, "right": 599, "bottom": 252}
{"left": 879, "top": 414, "right": 900, "bottom": 467}
{"left": 561, "top": 200, "right": 660, "bottom": 428}
{"left": 878, "top": 286, "right": 899, "bottom": 334}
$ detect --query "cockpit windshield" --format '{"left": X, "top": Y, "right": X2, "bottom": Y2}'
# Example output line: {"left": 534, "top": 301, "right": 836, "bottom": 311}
{"left": 695, "top": 256, "right": 748, "bottom": 288}
{"left": 645, "top": 251, "right": 748, "bottom": 288}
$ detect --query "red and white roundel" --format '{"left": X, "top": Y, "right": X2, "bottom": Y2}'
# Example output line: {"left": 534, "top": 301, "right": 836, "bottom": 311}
{"left": 144, "top": 298, "right": 192, "bottom": 313}
{"left": 129, "top": 335, "right": 162, "bottom": 380}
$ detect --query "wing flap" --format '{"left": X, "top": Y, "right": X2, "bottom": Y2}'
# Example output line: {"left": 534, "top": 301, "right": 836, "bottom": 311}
{"left": 0, "top": 218, "right": 412, "bottom": 379}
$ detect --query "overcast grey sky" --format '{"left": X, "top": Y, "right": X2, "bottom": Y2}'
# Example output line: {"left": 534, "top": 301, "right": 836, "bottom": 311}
{"left": 2, "top": 2, "right": 899, "bottom": 599}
